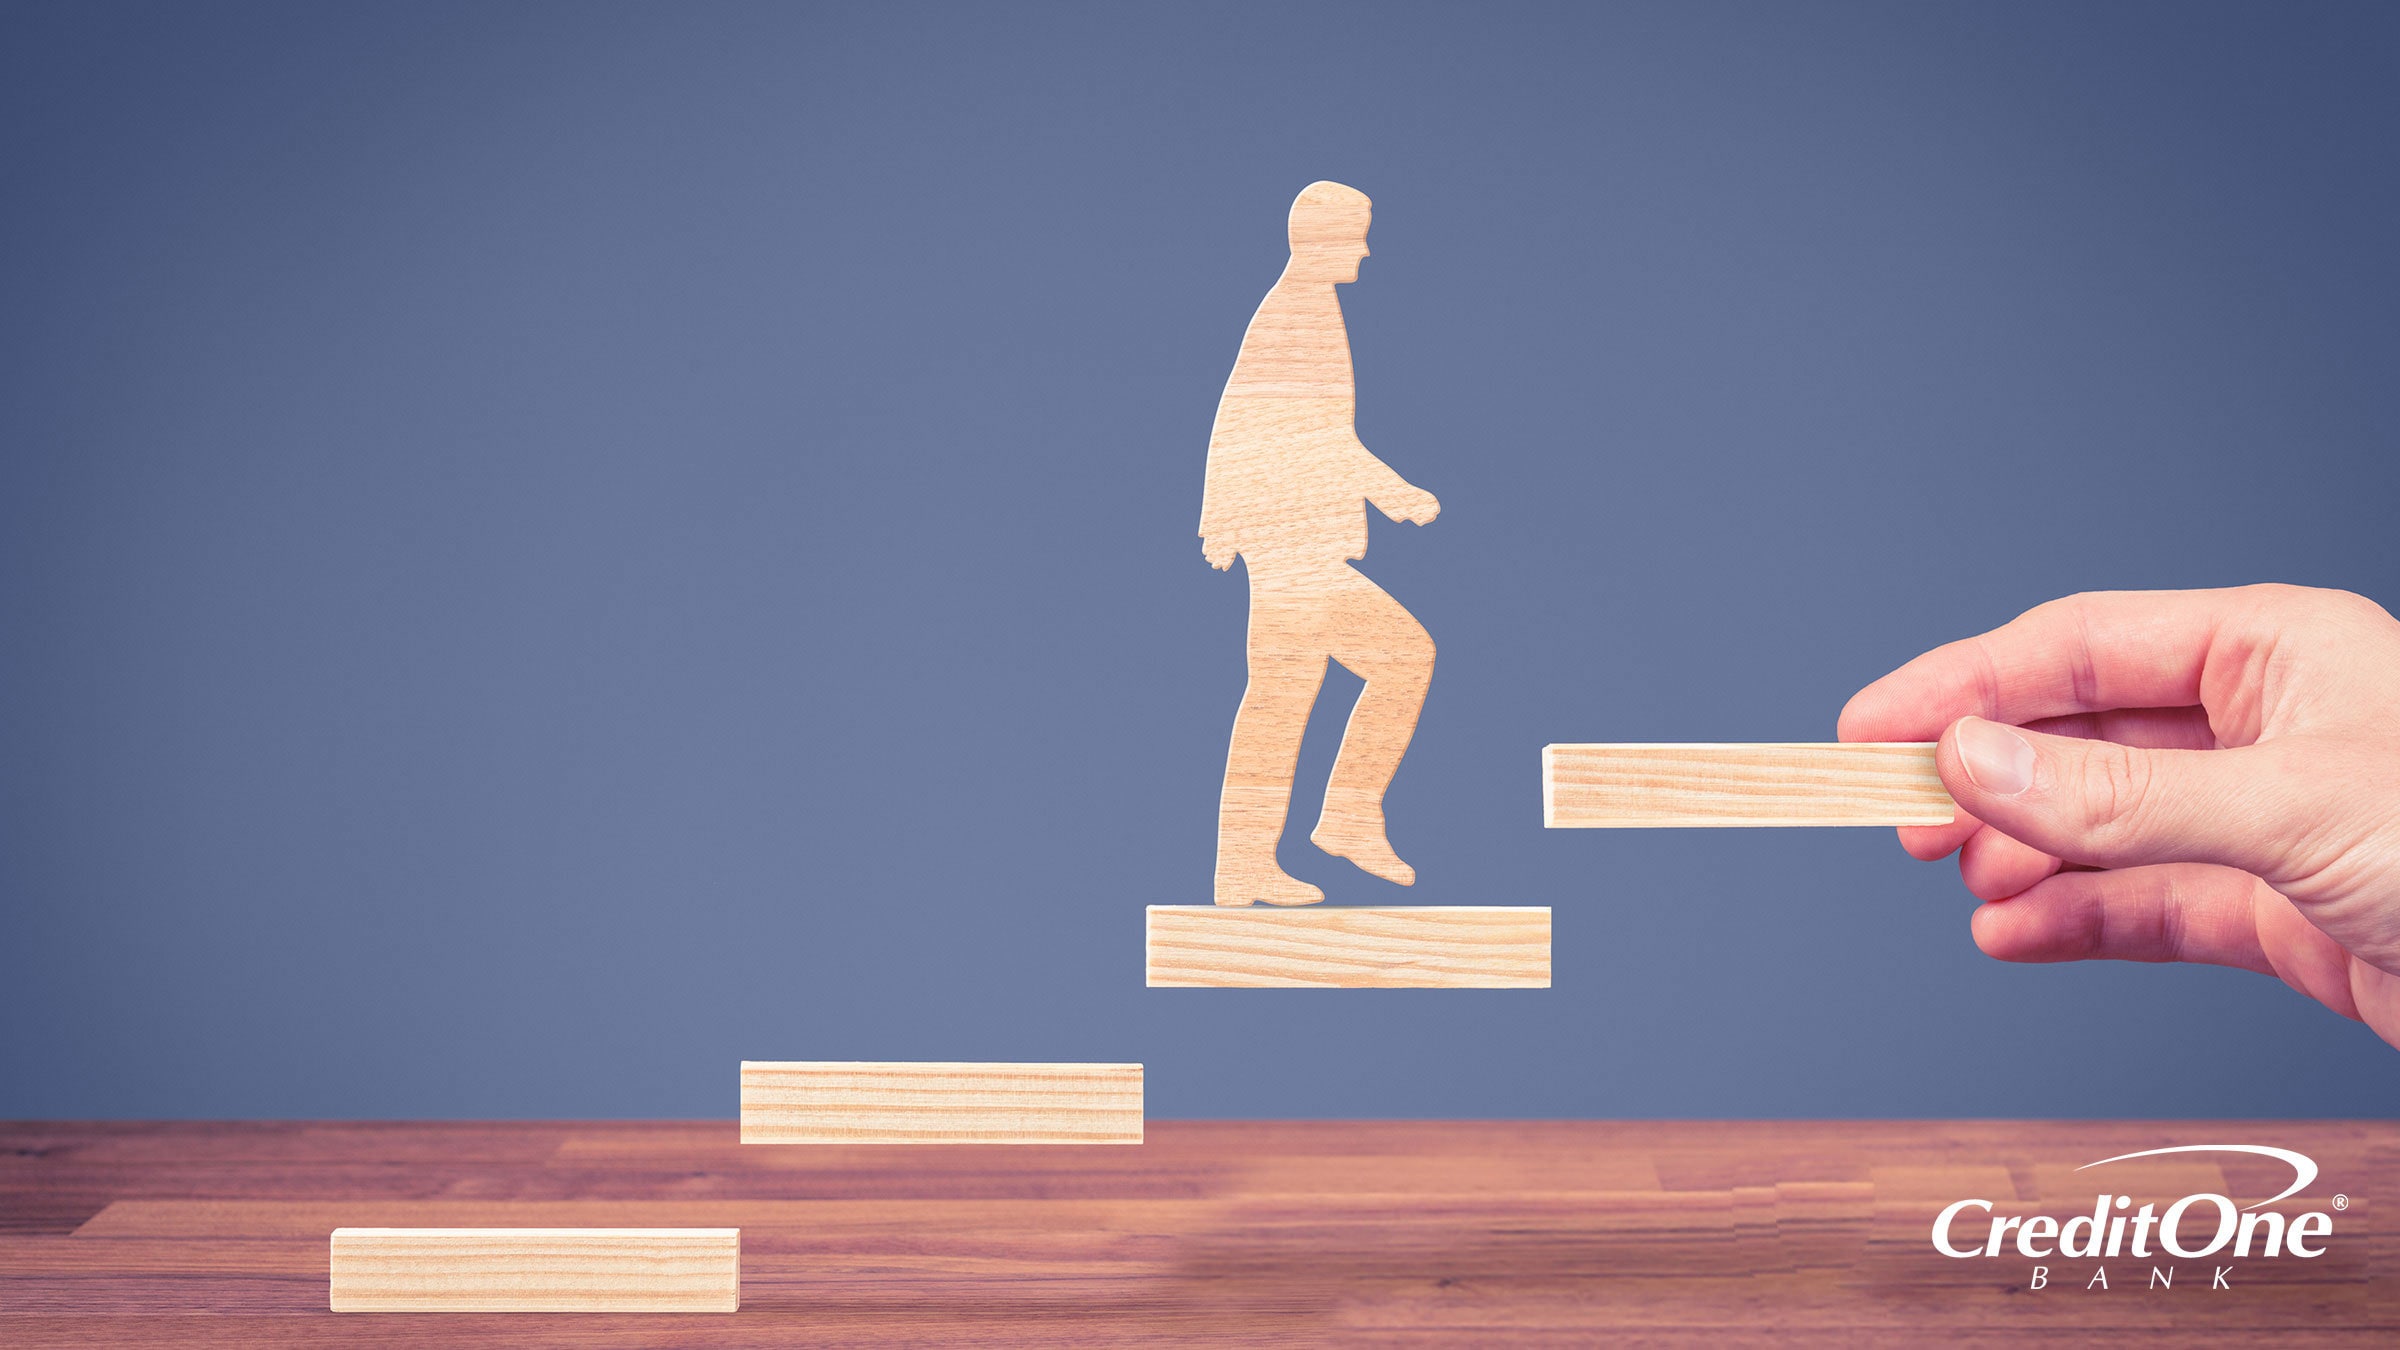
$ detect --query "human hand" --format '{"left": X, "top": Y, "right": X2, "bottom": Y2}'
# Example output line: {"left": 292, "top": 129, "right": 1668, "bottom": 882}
{"left": 1380, "top": 485, "right": 1440, "bottom": 526}
{"left": 1202, "top": 536, "right": 1238, "bottom": 570}
{"left": 1839, "top": 585, "right": 2400, "bottom": 1047}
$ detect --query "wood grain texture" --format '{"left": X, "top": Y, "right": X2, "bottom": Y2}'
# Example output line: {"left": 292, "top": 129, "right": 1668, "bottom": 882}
{"left": 1146, "top": 905, "right": 1550, "bottom": 988}
{"left": 738, "top": 1063, "right": 1142, "bottom": 1145}
{"left": 6, "top": 1119, "right": 2396, "bottom": 1345}
{"left": 1202, "top": 181, "right": 1442, "bottom": 907}
{"left": 1544, "top": 742, "right": 1958, "bottom": 827}
{"left": 328, "top": 1227, "right": 737, "bottom": 1312}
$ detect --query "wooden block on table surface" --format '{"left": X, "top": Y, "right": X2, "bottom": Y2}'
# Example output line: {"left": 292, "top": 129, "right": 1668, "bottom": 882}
{"left": 739, "top": 1061, "right": 1143, "bottom": 1145}
{"left": 1543, "top": 742, "right": 1956, "bottom": 828}
{"left": 1146, "top": 905, "right": 1550, "bottom": 988}
{"left": 328, "top": 1227, "right": 738, "bottom": 1312}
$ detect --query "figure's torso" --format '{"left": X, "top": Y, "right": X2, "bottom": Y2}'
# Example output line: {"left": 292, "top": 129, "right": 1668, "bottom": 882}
{"left": 1206, "top": 277, "right": 1368, "bottom": 568}
{"left": 1219, "top": 279, "right": 1353, "bottom": 401}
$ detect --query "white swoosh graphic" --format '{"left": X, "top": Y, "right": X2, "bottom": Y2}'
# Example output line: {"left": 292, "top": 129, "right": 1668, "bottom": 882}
{"left": 2075, "top": 1144, "right": 2318, "bottom": 1209}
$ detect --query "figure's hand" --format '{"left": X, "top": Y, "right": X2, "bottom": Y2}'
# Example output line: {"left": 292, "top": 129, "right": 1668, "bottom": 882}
{"left": 1379, "top": 485, "right": 1440, "bottom": 526}
{"left": 1202, "top": 537, "right": 1237, "bottom": 570}
{"left": 1839, "top": 585, "right": 2400, "bottom": 1048}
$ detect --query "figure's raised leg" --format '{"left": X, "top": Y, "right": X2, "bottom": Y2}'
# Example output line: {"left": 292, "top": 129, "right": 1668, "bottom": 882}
{"left": 1312, "top": 575, "right": 1434, "bottom": 886}
{"left": 1215, "top": 641, "right": 1329, "bottom": 906}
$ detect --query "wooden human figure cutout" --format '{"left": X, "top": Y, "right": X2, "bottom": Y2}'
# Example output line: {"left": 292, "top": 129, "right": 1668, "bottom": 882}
{"left": 1200, "top": 181, "right": 1441, "bottom": 907}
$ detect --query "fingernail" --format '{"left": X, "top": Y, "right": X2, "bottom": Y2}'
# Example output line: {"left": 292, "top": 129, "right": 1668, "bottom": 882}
{"left": 1956, "top": 717, "right": 2034, "bottom": 796}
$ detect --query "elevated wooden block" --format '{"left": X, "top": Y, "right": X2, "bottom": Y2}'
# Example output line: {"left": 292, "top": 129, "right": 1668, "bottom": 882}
{"left": 1543, "top": 742, "right": 1956, "bottom": 828}
{"left": 328, "top": 1227, "right": 739, "bottom": 1312}
{"left": 739, "top": 1061, "right": 1143, "bottom": 1144}
{"left": 1146, "top": 905, "right": 1551, "bottom": 988}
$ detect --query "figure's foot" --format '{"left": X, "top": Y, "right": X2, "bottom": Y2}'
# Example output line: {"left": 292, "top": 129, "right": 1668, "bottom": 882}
{"left": 1214, "top": 864, "right": 1325, "bottom": 907}
{"left": 1311, "top": 806, "right": 1415, "bottom": 886}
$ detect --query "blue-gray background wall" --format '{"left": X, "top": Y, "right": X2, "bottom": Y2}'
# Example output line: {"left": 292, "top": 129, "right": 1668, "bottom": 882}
{"left": 5, "top": 1, "right": 2396, "bottom": 1119}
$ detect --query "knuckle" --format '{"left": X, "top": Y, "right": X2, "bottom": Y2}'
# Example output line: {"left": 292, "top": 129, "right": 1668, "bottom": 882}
{"left": 2013, "top": 594, "right": 2077, "bottom": 631}
{"left": 2074, "top": 742, "right": 2157, "bottom": 847}
{"left": 1962, "top": 634, "right": 2005, "bottom": 719}
{"left": 2028, "top": 590, "right": 2112, "bottom": 623}
{"left": 2316, "top": 586, "right": 2392, "bottom": 627}
{"left": 2151, "top": 871, "right": 2189, "bottom": 961}
{"left": 2078, "top": 882, "right": 2110, "bottom": 958}
{"left": 2243, "top": 582, "right": 2311, "bottom": 606}
{"left": 2248, "top": 582, "right": 2383, "bottom": 628}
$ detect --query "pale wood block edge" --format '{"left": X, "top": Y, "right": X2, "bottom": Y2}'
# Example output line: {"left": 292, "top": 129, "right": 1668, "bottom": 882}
{"left": 1541, "top": 742, "right": 1956, "bottom": 828}
{"left": 1541, "top": 742, "right": 1558, "bottom": 828}
{"left": 1144, "top": 905, "right": 1552, "bottom": 915}
{"left": 738, "top": 1060, "right": 1144, "bottom": 1072}
{"left": 1547, "top": 813, "right": 1957, "bottom": 829}
{"left": 1144, "top": 905, "right": 1553, "bottom": 989}
{"left": 328, "top": 1227, "right": 741, "bottom": 1313}
{"left": 737, "top": 1062, "right": 1145, "bottom": 1146}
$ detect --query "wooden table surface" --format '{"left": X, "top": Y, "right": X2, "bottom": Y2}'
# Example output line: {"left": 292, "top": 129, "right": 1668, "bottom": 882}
{"left": 3, "top": 1119, "right": 2394, "bottom": 1345}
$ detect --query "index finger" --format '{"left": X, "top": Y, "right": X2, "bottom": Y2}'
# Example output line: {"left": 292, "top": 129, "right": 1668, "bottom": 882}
{"left": 1837, "top": 587, "right": 2269, "bottom": 742}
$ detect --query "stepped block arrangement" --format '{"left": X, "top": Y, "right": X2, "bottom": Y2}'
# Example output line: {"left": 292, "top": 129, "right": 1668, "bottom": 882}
{"left": 328, "top": 1227, "right": 740, "bottom": 1312}
{"left": 1543, "top": 742, "right": 1955, "bottom": 828}
{"left": 317, "top": 185, "right": 1942, "bottom": 1321}
{"left": 739, "top": 1061, "right": 1144, "bottom": 1144}
{"left": 1146, "top": 905, "right": 1551, "bottom": 988}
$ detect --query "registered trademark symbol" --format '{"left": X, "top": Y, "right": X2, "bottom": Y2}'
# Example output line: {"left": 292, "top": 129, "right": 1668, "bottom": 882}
{"left": 2334, "top": 1194, "right": 2349, "bottom": 1210}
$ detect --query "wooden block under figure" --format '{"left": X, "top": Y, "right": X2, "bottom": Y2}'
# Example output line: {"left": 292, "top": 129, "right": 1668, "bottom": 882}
{"left": 328, "top": 1227, "right": 739, "bottom": 1312}
{"left": 1147, "top": 905, "right": 1551, "bottom": 988}
{"left": 739, "top": 1061, "right": 1144, "bottom": 1144}
{"left": 1543, "top": 743, "right": 1957, "bottom": 828}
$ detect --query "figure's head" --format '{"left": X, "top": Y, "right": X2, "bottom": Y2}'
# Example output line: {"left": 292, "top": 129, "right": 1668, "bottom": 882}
{"left": 1287, "top": 180, "right": 1371, "bottom": 282}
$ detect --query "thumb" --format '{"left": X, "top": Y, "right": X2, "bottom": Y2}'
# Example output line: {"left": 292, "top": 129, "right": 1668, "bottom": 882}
{"left": 1938, "top": 716, "right": 2313, "bottom": 880}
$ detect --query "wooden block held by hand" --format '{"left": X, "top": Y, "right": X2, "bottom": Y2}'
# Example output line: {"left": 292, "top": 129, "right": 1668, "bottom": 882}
{"left": 328, "top": 1227, "right": 739, "bottom": 1313}
{"left": 1543, "top": 742, "right": 1956, "bottom": 828}
{"left": 1147, "top": 905, "right": 1551, "bottom": 988}
{"left": 739, "top": 1061, "right": 1144, "bottom": 1145}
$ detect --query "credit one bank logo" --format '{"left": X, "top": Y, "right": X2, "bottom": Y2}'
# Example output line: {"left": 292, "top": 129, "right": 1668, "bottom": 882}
{"left": 1930, "top": 1145, "right": 2339, "bottom": 1291}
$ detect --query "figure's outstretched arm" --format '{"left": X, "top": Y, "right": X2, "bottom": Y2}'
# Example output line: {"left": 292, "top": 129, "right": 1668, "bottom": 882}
{"left": 1354, "top": 437, "right": 1440, "bottom": 525}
